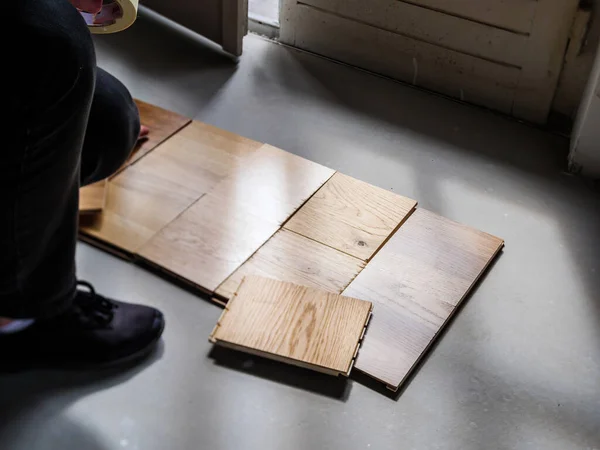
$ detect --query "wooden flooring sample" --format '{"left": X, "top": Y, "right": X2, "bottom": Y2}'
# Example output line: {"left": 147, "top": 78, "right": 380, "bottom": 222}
{"left": 215, "top": 229, "right": 365, "bottom": 300}
{"left": 79, "top": 164, "right": 201, "bottom": 253}
{"left": 138, "top": 144, "right": 335, "bottom": 292}
{"left": 130, "top": 121, "right": 264, "bottom": 194}
{"left": 79, "top": 180, "right": 107, "bottom": 214}
{"left": 208, "top": 145, "right": 336, "bottom": 224}
{"left": 284, "top": 173, "right": 417, "bottom": 261}
{"left": 80, "top": 121, "right": 263, "bottom": 253}
{"left": 343, "top": 208, "right": 504, "bottom": 391}
{"left": 210, "top": 276, "right": 373, "bottom": 376}
{"left": 129, "top": 100, "right": 191, "bottom": 166}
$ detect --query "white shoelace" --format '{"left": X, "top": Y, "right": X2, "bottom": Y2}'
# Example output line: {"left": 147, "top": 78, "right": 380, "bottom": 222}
{"left": 0, "top": 319, "right": 35, "bottom": 334}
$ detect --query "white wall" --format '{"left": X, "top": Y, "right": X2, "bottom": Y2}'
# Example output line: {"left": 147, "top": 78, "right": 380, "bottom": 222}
{"left": 570, "top": 42, "right": 600, "bottom": 178}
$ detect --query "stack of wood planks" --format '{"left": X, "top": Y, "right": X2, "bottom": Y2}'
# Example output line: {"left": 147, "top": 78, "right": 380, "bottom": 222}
{"left": 79, "top": 101, "right": 503, "bottom": 393}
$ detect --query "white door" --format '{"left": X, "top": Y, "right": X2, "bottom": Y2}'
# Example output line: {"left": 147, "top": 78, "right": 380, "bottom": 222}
{"left": 143, "top": 0, "right": 249, "bottom": 56}
{"left": 281, "top": 0, "right": 580, "bottom": 124}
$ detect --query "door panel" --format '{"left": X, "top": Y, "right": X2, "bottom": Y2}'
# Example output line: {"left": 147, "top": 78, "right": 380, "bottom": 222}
{"left": 142, "top": 0, "right": 247, "bottom": 56}
{"left": 281, "top": 0, "right": 579, "bottom": 124}
{"left": 402, "top": 0, "right": 536, "bottom": 34}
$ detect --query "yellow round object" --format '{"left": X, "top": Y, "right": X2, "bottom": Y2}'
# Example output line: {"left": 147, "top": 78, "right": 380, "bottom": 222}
{"left": 89, "top": 0, "right": 139, "bottom": 34}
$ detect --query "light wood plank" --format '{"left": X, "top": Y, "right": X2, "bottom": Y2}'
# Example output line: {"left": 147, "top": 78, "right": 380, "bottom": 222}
{"left": 79, "top": 165, "right": 201, "bottom": 253}
{"left": 80, "top": 121, "right": 263, "bottom": 253}
{"left": 284, "top": 173, "right": 417, "bottom": 261}
{"left": 207, "top": 144, "right": 335, "bottom": 224}
{"left": 129, "top": 100, "right": 191, "bottom": 168}
{"left": 343, "top": 208, "right": 503, "bottom": 391}
{"left": 300, "top": 0, "right": 528, "bottom": 67}
{"left": 281, "top": 2, "right": 520, "bottom": 113}
{"left": 400, "top": 0, "right": 536, "bottom": 34}
{"left": 210, "top": 276, "right": 373, "bottom": 375}
{"left": 215, "top": 228, "right": 365, "bottom": 300}
{"left": 78, "top": 101, "right": 190, "bottom": 215}
{"left": 138, "top": 144, "right": 335, "bottom": 292}
{"left": 137, "top": 193, "right": 279, "bottom": 293}
{"left": 131, "top": 121, "right": 264, "bottom": 193}
{"left": 79, "top": 180, "right": 107, "bottom": 214}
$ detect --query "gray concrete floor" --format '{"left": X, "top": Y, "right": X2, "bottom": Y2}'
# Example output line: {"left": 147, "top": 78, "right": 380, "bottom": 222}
{"left": 2, "top": 11, "right": 600, "bottom": 450}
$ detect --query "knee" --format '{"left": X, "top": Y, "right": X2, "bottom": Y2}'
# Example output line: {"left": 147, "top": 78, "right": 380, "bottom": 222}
{"left": 98, "top": 103, "right": 141, "bottom": 177}
{"left": 82, "top": 72, "right": 141, "bottom": 182}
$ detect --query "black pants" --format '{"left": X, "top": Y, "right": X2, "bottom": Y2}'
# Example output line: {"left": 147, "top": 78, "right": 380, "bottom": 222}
{"left": 2, "top": 0, "right": 140, "bottom": 318}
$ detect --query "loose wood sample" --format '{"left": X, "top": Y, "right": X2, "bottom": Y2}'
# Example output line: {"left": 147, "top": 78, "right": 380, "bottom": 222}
{"left": 215, "top": 228, "right": 365, "bottom": 300}
{"left": 79, "top": 180, "right": 107, "bottom": 214}
{"left": 343, "top": 208, "right": 503, "bottom": 391}
{"left": 210, "top": 276, "right": 373, "bottom": 376}
{"left": 285, "top": 173, "right": 417, "bottom": 261}
{"left": 79, "top": 121, "right": 263, "bottom": 253}
{"left": 138, "top": 144, "right": 335, "bottom": 291}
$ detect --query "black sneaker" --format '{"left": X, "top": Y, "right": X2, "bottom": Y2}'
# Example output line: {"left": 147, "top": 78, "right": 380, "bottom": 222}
{"left": 0, "top": 281, "right": 165, "bottom": 371}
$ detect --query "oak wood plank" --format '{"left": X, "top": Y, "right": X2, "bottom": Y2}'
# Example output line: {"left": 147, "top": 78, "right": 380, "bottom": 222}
{"left": 284, "top": 173, "right": 417, "bottom": 261}
{"left": 207, "top": 144, "right": 336, "bottom": 224}
{"left": 138, "top": 144, "right": 335, "bottom": 292}
{"left": 215, "top": 228, "right": 365, "bottom": 300}
{"left": 79, "top": 165, "right": 201, "bottom": 253}
{"left": 129, "top": 100, "right": 192, "bottom": 167}
{"left": 343, "top": 208, "right": 503, "bottom": 391}
{"left": 79, "top": 120, "right": 263, "bottom": 252}
{"left": 210, "top": 276, "right": 373, "bottom": 375}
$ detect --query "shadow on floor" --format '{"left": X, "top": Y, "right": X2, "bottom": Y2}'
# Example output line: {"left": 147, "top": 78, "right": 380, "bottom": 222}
{"left": 0, "top": 343, "right": 164, "bottom": 448}
{"left": 93, "top": 10, "right": 238, "bottom": 118}
{"left": 208, "top": 346, "right": 352, "bottom": 401}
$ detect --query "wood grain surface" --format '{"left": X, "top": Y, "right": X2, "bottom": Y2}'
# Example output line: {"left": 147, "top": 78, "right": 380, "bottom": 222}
{"left": 79, "top": 120, "right": 263, "bottom": 253}
{"left": 129, "top": 100, "right": 191, "bottom": 167}
{"left": 78, "top": 100, "right": 190, "bottom": 215}
{"left": 343, "top": 208, "right": 503, "bottom": 391}
{"left": 208, "top": 144, "right": 335, "bottom": 224}
{"left": 285, "top": 173, "right": 416, "bottom": 260}
{"left": 79, "top": 180, "right": 107, "bottom": 214}
{"left": 215, "top": 228, "right": 365, "bottom": 300}
{"left": 138, "top": 144, "right": 335, "bottom": 291}
{"left": 210, "top": 276, "right": 373, "bottom": 375}
{"left": 79, "top": 164, "right": 201, "bottom": 253}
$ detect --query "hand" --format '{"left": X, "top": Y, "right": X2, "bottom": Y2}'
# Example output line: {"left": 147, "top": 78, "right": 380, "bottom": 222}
{"left": 138, "top": 125, "right": 149, "bottom": 141}
{"left": 70, "top": 0, "right": 103, "bottom": 14}
{"left": 92, "top": 1, "right": 123, "bottom": 26}
{"left": 71, "top": 0, "right": 124, "bottom": 27}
